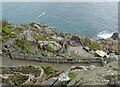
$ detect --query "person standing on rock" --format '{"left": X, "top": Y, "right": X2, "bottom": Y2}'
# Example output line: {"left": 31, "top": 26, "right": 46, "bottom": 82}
{"left": 35, "top": 50, "right": 37, "bottom": 55}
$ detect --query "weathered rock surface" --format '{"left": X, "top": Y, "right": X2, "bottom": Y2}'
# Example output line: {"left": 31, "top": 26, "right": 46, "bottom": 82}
{"left": 98, "top": 38, "right": 119, "bottom": 55}
{"left": 67, "top": 61, "right": 119, "bottom": 86}
{"left": 38, "top": 41, "right": 62, "bottom": 51}
{"left": 111, "top": 32, "right": 119, "bottom": 40}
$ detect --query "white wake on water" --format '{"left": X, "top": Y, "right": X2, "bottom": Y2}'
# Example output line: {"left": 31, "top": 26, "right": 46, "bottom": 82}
{"left": 97, "top": 31, "right": 114, "bottom": 39}
{"left": 38, "top": 12, "right": 45, "bottom": 18}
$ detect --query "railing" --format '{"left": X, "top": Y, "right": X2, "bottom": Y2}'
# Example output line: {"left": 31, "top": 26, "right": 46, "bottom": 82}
{"left": 11, "top": 53, "right": 102, "bottom": 63}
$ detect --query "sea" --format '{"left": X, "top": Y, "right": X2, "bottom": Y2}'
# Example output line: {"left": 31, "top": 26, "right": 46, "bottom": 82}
{"left": 2, "top": 2, "right": 118, "bottom": 39}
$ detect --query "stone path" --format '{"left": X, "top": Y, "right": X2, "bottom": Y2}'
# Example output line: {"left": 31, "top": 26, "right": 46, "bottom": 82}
{"left": 4, "top": 30, "right": 42, "bottom": 57}
{"left": 2, "top": 57, "right": 102, "bottom": 71}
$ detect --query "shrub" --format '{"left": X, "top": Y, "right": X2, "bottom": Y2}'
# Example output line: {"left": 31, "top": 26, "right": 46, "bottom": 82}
{"left": 44, "top": 45, "right": 56, "bottom": 53}
{"left": 81, "top": 37, "right": 101, "bottom": 50}
{"left": 2, "top": 26, "right": 17, "bottom": 42}
{"left": 9, "top": 73, "right": 28, "bottom": 86}
{"left": 10, "top": 33, "right": 17, "bottom": 38}
{"left": 41, "top": 51, "right": 49, "bottom": 57}
{"left": 2, "top": 67, "right": 12, "bottom": 74}
{"left": 2, "top": 26, "right": 12, "bottom": 35}
{"left": 2, "top": 36, "right": 9, "bottom": 41}
{"left": 88, "top": 42, "right": 101, "bottom": 50}
{"left": 2, "top": 66, "right": 41, "bottom": 77}
{"left": 68, "top": 72, "right": 76, "bottom": 80}
{"left": 14, "top": 27, "right": 24, "bottom": 34}
{"left": 43, "top": 66, "right": 56, "bottom": 75}
{"left": 13, "top": 39, "right": 30, "bottom": 50}
{"left": 32, "top": 33, "right": 48, "bottom": 41}
{"left": 13, "top": 39, "right": 33, "bottom": 55}
{"left": 16, "top": 66, "right": 41, "bottom": 77}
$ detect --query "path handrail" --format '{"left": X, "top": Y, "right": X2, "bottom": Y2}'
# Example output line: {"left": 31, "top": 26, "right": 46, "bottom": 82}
{"left": 11, "top": 53, "right": 102, "bottom": 63}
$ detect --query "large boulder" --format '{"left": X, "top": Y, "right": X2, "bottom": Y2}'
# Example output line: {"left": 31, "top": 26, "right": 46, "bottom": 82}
{"left": 107, "top": 53, "right": 118, "bottom": 63}
{"left": 95, "top": 50, "right": 106, "bottom": 57}
{"left": 38, "top": 41, "right": 62, "bottom": 51}
{"left": 111, "top": 32, "right": 119, "bottom": 40}
{"left": 58, "top": 73, "right": 70, "bottom": 82}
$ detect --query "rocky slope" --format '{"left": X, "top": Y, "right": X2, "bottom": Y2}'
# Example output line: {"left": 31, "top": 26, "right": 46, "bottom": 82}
{"left": 1, "top": 20, "right": 119, "bottom": 59}
{"left": 97, "top": 33, "right": 119, "bottom": 55}
{"left": 1, "top": 20, "right": 120, "bottom": 86}
{"left": 67, "top": 60, "right": 119, "bottom": 86}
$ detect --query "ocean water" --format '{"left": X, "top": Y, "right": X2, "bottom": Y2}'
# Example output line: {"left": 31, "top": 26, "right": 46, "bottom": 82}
{"left": 2, "top": 2, "right": 118, "bottom": 39}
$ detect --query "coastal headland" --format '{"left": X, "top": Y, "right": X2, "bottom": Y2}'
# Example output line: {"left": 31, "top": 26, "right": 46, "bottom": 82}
{"left": 0, "top": 20, "right": 119, "bottom": 86}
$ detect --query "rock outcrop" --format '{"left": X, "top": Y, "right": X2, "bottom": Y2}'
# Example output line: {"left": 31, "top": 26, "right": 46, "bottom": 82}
{"left": 67, "top": 61, "right": 119, "bottom": 86}
{"left": 98, "top": 39, "right": 119, "bottom": 55}
{"left": 2, "top": 20, "right": 119, "bottom": 56}
{"left": 111, "top": 32, "right": 119, "bottom": 40}
{"left": 38, "top": 41, "right": 62, "bottom": 51}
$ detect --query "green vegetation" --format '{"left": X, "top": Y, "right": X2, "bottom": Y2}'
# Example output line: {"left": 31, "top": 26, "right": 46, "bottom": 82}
{"left": 81, "top": 37, "right": 101, "bottom": 50}
{"left": 43, "top": 66, "right": 56, "bottom": 75}
{"left": 2, "top": 19, "right": 9, "bottom": 26}
{"left": 13, "top": 44, "right": 34, "bottom": 55}
{"left": 13, "top": 27, "right": 24, "bottom": 34}
{"left": 41, "top": 51, "right": 49, "bottom": 57}
{"left": 88, "top": 42, "right": 101, "bottom": 50}
{"left": 20, "top": 24, "right": 30, "bottom": 27}
{"left": 32, "top": 33, "right": 47, "bottom": 41}
{"left": 69, "top": 53, "right": 81, "bottom": 58}
{"left": 0, "top": 45, "right": 2, "bottom": 49}
{"left": 40, "top": 45, "right": 56, "bottom": 57}
{"left": 44, "top": 45, "right": 56, "bottom": 53}
{"left": 2, "top": 26, "right": 17, "bottom": 42}
{"left": 2, "top": 26, "right": 12, "bottom": 34}
{"left": 105, "top": 75, "right": 117, "bottom": 80}
{"left": 68, "top": 72, "right": 76, "bottom": 80}
{"left": 12, "top": 39, "right": 34, "bottom": 55}
{"left": 9, "top": 73, "right": 29, "bottom": 86}
{"left": 32, "top": 33, "right": 59, "bottom": 42}
{"left": 2, "top": 78, "right": 9, "bottom": 84}
{"left": 2, "top": 36, "right": 9, "bottom": 42}
{"left": 10, "top": 32, "right": 17, "bottom": 38}
{"left": 2, "top": 65, "right": 41, "bottom": 77}
{"left": 13, "top": 39, "right": 30, "bottom": 49}
{"left": 1, "top": 66, "right": 41, "bottom": 86}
